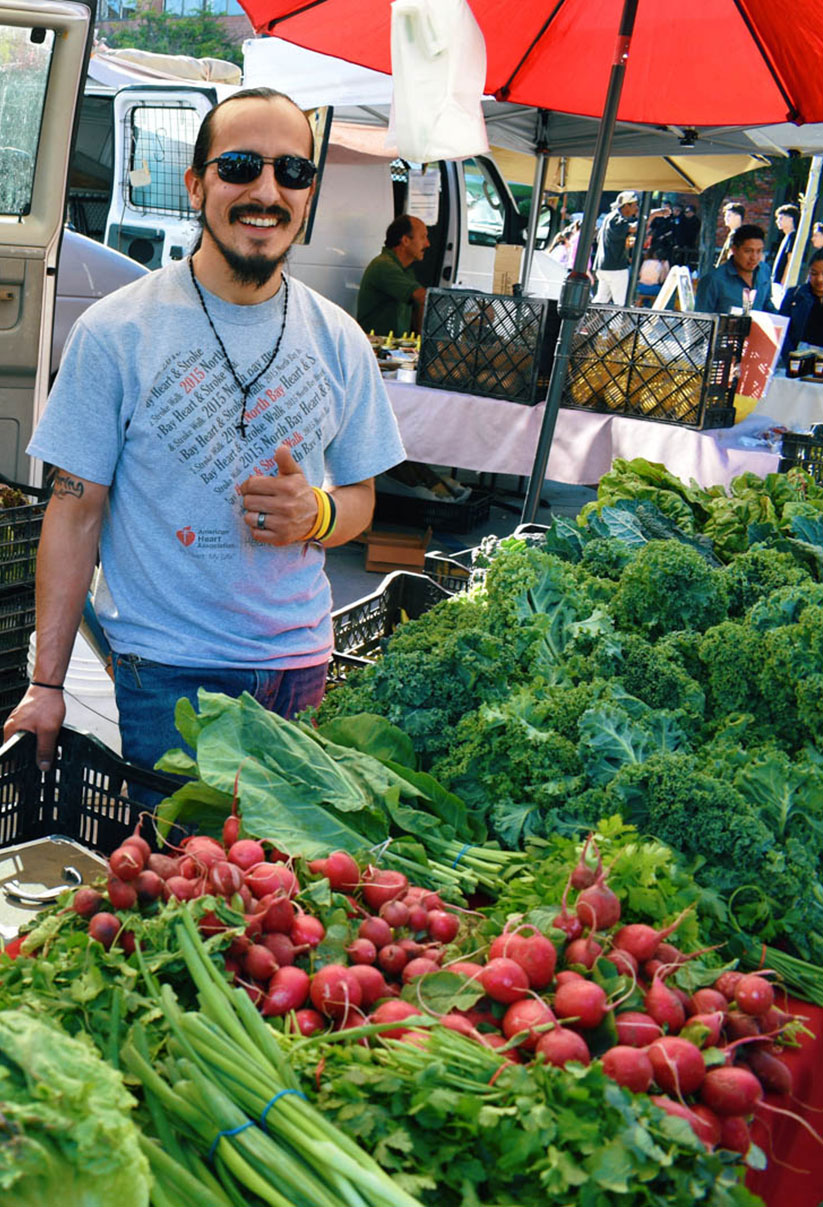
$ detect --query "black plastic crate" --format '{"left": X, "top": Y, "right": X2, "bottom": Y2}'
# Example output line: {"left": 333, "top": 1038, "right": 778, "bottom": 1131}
{"left": 0, "top": 585, "right": 35, "bottom": 676}
{"left": 329, "top": 571, "right": 451, "bottom": 683}
{"left": 416, "top": 288, "right": 558, "bottom": 405}
{"left": 0, "top": 475, "right": 49, "bottom": 589}
{"left": 0, "top": 673, "right": 28, "bottom": 730}
{"left": 778, "top": 432, "right": 823, "bottom": 485}
{"left": 0, "top": 726, "right": 185, "bottom": 855}
{"left": 561, "top": 306, "right": 748, "bottom": 429}
{"left": 424, "top": 550, "right": 475, "bottom": 593}
{"left": 374, "top": 489, "right": 492, "bottom": 534}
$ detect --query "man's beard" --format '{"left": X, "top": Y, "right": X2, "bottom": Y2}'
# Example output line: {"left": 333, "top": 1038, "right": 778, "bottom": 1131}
{"left": 201, "top": 204, "right": 292, "bottom": 289}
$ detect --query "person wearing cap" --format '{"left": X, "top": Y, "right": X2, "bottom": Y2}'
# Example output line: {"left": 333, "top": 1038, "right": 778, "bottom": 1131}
{"left": 592, "top": 191, "right": 640, "bottom": 305}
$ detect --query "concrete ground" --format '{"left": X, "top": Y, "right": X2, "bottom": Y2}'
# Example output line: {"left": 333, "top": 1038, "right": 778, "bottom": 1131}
{"left": 325, "top": 473, "right": 597, "bottom": 611}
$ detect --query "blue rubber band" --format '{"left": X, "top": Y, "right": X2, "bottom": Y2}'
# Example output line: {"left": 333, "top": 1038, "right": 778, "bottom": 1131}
{"left": 208, "top": 1119, "right": 255, "bottom": 1160}
{"left": 451, "top": 843, "right": 472, "bottom": 869}
{"left": 260, "top": 1088, "right": 307, "bottom": 1128}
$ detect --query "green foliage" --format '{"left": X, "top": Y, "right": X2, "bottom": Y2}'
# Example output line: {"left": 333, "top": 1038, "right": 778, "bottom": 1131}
{"left": 103, "top": 7, "right": 243, "bottom": 67}
{"left": 697, "top": 620, "right": 766, "bottom": 720}
{"left": 611, "top": 540, "right": 730, "bottom": 638}
{"left": 720, "top": 544, "right": 812, "bottom": 616}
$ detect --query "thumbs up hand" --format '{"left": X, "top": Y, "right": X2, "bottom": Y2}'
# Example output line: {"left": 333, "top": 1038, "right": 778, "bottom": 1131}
{"left": 240, "top": 443, "right": 319, "bottom": 546}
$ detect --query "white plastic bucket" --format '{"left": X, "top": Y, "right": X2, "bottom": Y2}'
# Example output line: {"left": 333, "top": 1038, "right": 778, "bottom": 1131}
{"left": 28, "top": 631, "right": 121, "bottom": 753}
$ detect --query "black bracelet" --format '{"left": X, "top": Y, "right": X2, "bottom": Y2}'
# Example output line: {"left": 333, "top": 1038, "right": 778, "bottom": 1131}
{"left": 30, "top": 680, "right": 64, "bottom": 691}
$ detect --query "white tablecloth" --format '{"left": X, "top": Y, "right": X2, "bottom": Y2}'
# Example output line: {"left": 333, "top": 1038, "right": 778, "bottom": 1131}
{"left": 386, "top": 381, "right": 780, "bottom": 488}
{"left": 753, "top": 376, "right": 823, "bottom": 428}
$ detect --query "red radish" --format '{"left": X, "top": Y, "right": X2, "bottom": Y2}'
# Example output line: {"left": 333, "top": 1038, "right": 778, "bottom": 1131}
{"left": 246, "top": 862, "right": 298, "bottom": 899}
{"left": 481, "top": 1034, "right": 520, "bottom": 1062}
{"left": 362, "top": 867, "right": 408, "bottom": 911}
{"left": 554, "top": 978, "right": 609, "bottom": 1030}
{"left": 612, "top": 906, "right": 693, "bottom": 965}
{"left": 655, "top": 942, "right": 684, "bottom": 966}
{"left": 440, "top": 1013, "right": 480, "bottom": 1038}
{"left": 446, "top": 960, "right": 484, "bottom": 979}
{"left": 461, "top": 1007, "right": 501, "bottom": 1032}
{"left": 479, "top": 958, "right": 530, "bottom": 1004}
{"left": 564, "top": 936, "right": 603, "bottom": 969}
{"left": 397, "top": 938, "right": 425, "bottom": 959}
{"left": 261, "top": 966, "right": 310, "bottom": 1017}
{"left": 555, "top": 969, "right": 586, "bottom": 987}
{"left": 377, "top": 944, "right": 408, "bottom": 976}
{"left": 198, "top": 910, "right": 228, "bottom": 936}
{"left": 700, "top": 1066, "right": 762, "bottom": 1116}
{"left": 502, "top": 998, "right": 556, "bottom": 1051}
{"left": 535, "top": 1026, "right": 590, "bottom": 1068}
{"left": 644, "top": 971, "right": 686, "bottom": 1033}
{"left": 651, "top": 1098, "right": 716, "bottom": 1149}
{"left": 407, "top": 904, "right": 429, "bottom": 931}
{"left": 615, "top": 1011, "right": 663, "bottom": 1048}
{"left": 551, "top": 868, "right": 584, "bottom": 941}
{"left": 126, "top": 825, "right": 152, "bottom": 862}
{"left": 380, "top": 900, "right": 410, "bottom": 929}
{"left": 260, "top": 894, "right": 296, "bottom": 934}
{"left": 210, "top": 861, "right": 245, "bottom": 898}
{"left": 724, "top": 1011, "right": 761, "bottom": 1041}
{"left": 146, "top": 852, "right": 179, "bottom": 880}
{"left": 420, "top": 945, "right": 444, "bottom": 965}
{"left": 310, "top": 964, "right": 362, "bottom": 1020}
{"left": 347, "top": 964, "right": 389, "bottom": 1008}
{"left": 243, "top": 944, "right": 278, "bottom": 982}
{"left": 680, "top": 1011, "right": 724, "bottom": 1048}
{"left": 370, "top": 999, "right": 421, "bottom": 1039}
{"left": 718, "top": 1115, "right": 751, "bottom": 1154}
{"left": 647, "top": 1036, "right": 706, "bottom": 1095}
{"left": 690, "top": 1104, "right": 722, "bottom": 1149}
{"left": 181, "top": 835, "right": 225, "bottom": 869}
{"left": 604, "top": 948, "right": 638, "bottom": 977}
{"left": 227, "top": 934, "right": 251, "bottom": 959}
{"left": 402, "top": 957, "right": 440, "bottom": 983}
{"left": 88, "top": 912, "right": 120, "bottom": 949}
{"left": 178, "top": 855, "right": 201, "bottom": 880}
{"left": 108, "top": 843, "right": 145, "bottom": 882}
{"left": 228, "top": 839, "right": 266, "bottom": 871}
{"left": 261, "top": 932, "right": 297, "bottom": 965}
{"left": 290, "top": 914, "right": 325, "bottom": 948}
{"left": 322, "top": 850, "right": 361, "bottom": 894}
{"left": 72, "top": 887, "right": 104, "bottom": 918}
{"left": 119, "top": 929, "right": 136, "bottom": 956}
{"left": 687, "top": 988, "right": 728, "bottom": 1016}
{"left": 164, "top": 875, "right": 198, "bottom": 902}
{"left": 346, "top": 937, "right": 378, "bottom": 965}
{"left": 575, "top": 878, "right": 621, "bottom": 931}
{"left": 107, "top": 876, "right": 138, "bottom": 911}
{"left": 426, "top": 910, "right": 460, "bottom": 944}
{"left": 134, "top": 870, "right": 164, "bottom": 904}
{"left": 498, "top": 927, "right": 557, "bottom": 989}
{"left": 602, "top": 1046, "right": 654, "bottom": 1093}
{"left": 713, "top": 971, "right": 744, "bottom": 999}
{"left": 570, "top": 834, "right": 599, "bottom": 890}
{"left": 742, "top": 1046, "right": 793, "bottom": 1095}
{"left": 358, "top": 916, "right": 393, "bottom": 949}
{"left": 222, "top": 812, "right": 240, "bottom": 850}
{"left": 734, "top": 974, "right": 774, "bottom": 1016}
{"left": 292, "top": 1008, "right": 325, "bottom": 1037}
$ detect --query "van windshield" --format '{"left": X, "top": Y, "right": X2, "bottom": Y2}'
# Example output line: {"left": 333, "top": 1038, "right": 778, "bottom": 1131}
{"left": 0, "top": 24, "right": 54, "bottom": 216}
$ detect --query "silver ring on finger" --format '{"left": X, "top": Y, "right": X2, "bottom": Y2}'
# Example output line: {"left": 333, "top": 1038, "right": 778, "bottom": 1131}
{"left": 256, "top": 511, "right": 266, "bottom": 530}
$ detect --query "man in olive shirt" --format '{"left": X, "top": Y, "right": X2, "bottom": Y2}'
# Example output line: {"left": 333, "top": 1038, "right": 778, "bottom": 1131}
{"left": 357, "top": 214, "right": 430, "bottom": 335}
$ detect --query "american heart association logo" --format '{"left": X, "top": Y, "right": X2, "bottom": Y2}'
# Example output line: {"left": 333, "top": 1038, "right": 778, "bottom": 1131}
{"left": 176, "top": 526, "right": 196, "bottom": 547}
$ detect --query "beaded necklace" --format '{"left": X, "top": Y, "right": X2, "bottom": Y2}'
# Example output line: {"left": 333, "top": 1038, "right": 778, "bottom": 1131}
{"left": 188, "top": 256, "right": 289, "bottom": 437}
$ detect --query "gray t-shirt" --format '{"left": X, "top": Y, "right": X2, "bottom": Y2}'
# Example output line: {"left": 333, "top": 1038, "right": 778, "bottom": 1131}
{"left": 29, "top": 261, "right": 406, "bottom": 669}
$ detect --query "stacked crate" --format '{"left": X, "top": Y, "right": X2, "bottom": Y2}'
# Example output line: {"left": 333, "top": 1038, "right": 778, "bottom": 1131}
{"left": 0, "top": 478, "right": 48, "bottom": 727}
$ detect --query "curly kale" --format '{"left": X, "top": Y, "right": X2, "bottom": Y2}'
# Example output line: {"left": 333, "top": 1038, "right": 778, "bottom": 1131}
{"left": 580, "top": 536, "right": 637, "bottom": 582}
{"left": 696, "top": 620, "right": 766, "bottom": 723}
{"left": 589, "top": 631, "right": 706, "bottom": 724}
{"left": 611, "top": 540, "right": 730, "bottom": 639}
{"left": 747, "top": 581, "right": 823, "bottom": 630}
{"left": 758, "top": 604, "right": 823, "bottom": 745}
{"left": 720, "top": 545, "right": 812, "bottom": 617}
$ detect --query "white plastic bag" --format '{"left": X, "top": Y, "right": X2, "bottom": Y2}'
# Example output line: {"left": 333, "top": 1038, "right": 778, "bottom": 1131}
{"left": 389, "top": 0, "right": 489, "bottom": 162}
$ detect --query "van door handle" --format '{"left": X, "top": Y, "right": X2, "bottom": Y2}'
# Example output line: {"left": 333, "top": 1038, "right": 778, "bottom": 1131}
{"left": 442, "top": 266, "right": 453, "bottom": 281}
{"left": 0, "top": 289, "right": 15, "bottom": 301}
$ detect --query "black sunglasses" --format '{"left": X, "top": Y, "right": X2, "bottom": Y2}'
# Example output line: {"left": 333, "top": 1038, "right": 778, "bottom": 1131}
{"left": 203, "top": 150, "right": 317, "bottom": 189}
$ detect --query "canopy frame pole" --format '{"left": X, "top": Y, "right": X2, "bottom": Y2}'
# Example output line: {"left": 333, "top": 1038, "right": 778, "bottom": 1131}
{"left": 784, "top": 155, "right": 823, "bottom": 293}
{"left": 521, "top": 0, "right": 640, "bottom": 524}
{"left": 519, "top": 131, "right": 551, "bottom": 292}
{"left": 626, "top": 190, "right": 652, "bottom": 306}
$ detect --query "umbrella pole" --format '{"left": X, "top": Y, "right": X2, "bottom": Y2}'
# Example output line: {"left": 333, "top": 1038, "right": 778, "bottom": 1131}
{"left": 626, "top": 190, "right": 652, "bottom": 304}
{"left": 521, "top": 0, "right": 640, "bottom": 524}
{"left": 519, "top": 111, "right": 551, "bottom": 292}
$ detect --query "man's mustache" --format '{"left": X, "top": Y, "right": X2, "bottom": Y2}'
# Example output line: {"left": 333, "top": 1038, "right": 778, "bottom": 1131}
{"left": 229, "top": 204, "right": 292, "bottom": 225}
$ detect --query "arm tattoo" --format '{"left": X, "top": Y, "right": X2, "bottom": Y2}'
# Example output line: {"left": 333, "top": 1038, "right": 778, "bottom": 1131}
{"left": 52, "top": 472, "right": 85, "bottom": 500}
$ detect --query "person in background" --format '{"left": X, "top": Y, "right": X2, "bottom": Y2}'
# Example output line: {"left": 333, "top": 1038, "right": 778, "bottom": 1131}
{"left": 779, "top": 249, "right": 823, "bottom": 365}
{"left": 592, "top": 191, "right": 639, "bottom": 305}
{"left": 647, "top": 201, "right": 676, "bottom": 262}
{"left": 4, "top": 86, "right": 407, "bottom": 779}
{"left": 811, "top": 222, "right": 823, "bottom": 252}
{"left": 547, "top": 227, "right": 572, "bottom": 267}
{"left": 715, "top": 202, "right": 745, "bottom": 266}
{"left": 635, "top": 252, "right": 669, "bottom": 307}
{"left": 674, "top": 203, "right": 701, "bottom": 266}
{"left": 695, "top": 223, "right": 776, "bottom": 314}
{"left": 771, "top": 203, "right": 801, "bottom": 298}
{"left": 356, "top": 214, "right": 430, "bottom": 337}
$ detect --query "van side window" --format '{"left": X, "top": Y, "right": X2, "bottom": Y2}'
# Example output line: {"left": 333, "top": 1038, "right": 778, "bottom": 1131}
{"left": 464, "top": 157, "right": 505, "bottom": 247}
{"left": 127, "top": 104, "right": 200, "bottom": 215}
{"left": 0, "top": 25, "right": 54, "bottom": 216}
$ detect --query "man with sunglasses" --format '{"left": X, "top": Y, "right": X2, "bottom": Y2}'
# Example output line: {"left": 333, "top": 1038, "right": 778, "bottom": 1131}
{"left": 6, "top": 87, "right": 406, "bottom": 790}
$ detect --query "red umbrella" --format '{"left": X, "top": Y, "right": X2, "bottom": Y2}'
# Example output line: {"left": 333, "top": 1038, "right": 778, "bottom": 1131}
{"left": 240, "top": 0, "right": 823, "bottom": 126}
{"left": 238, "top": 0, "right": 823, "bottom": 520}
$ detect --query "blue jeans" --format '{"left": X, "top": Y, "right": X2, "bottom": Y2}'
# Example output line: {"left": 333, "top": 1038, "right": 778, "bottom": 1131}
{"left": 112, "top": 655, "right": 328, "bottom": 806}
